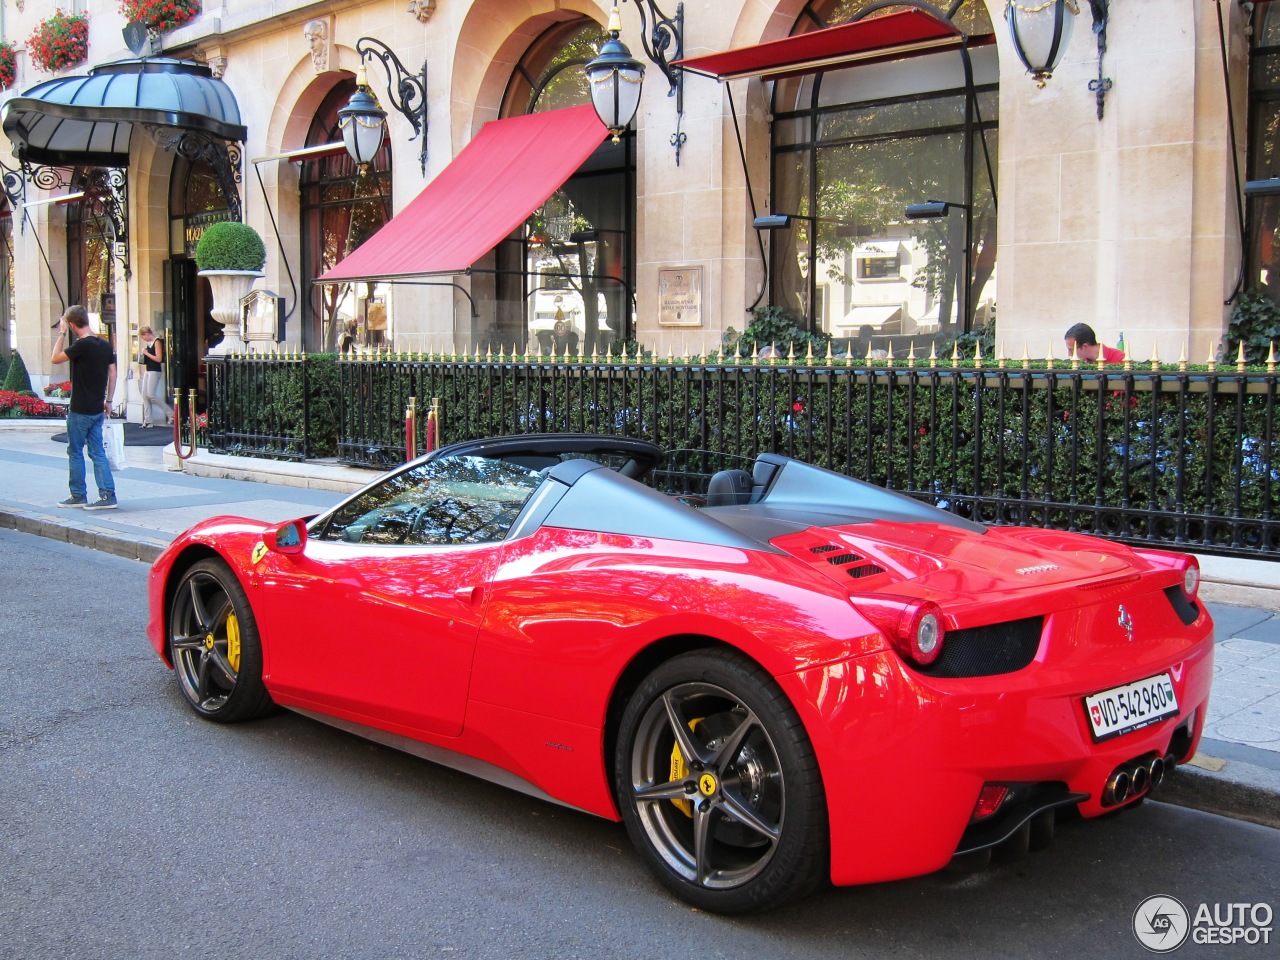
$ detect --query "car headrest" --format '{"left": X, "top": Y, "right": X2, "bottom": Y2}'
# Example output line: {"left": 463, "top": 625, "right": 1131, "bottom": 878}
{"left": 706, "top": 469, "right": 754, "bottom": 506}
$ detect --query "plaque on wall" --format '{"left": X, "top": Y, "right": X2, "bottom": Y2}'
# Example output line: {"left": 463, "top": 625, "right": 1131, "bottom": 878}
{"left": 658, "top": 267, "right": 703, "bottom": 327}
{"left": 242, "top": 289, "right": 285, "bottom": 342}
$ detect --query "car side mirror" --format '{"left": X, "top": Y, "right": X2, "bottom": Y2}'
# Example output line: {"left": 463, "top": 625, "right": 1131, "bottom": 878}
{"left": 268, "top": 519, "right": 308, "bottom": 555}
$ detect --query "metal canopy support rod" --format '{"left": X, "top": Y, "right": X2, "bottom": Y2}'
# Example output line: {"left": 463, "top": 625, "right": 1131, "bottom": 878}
{"left": 145, "top": 125, "right": 243, "bottom": 222}
{"left": 355, "top": 37, "right": 429, "bottom": 175}
{"left": 627, "top": 0, "right": 685, "bottom": 163}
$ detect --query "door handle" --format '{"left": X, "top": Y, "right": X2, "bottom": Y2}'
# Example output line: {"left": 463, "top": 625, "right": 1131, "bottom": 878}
{"left": 453, "top": 585, "right": 483, "bottom": 606}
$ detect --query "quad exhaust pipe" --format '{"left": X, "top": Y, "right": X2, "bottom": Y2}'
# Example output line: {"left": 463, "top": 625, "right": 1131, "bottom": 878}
{"left": 1102, "top": 754, "right": 1172, "bottom": 807}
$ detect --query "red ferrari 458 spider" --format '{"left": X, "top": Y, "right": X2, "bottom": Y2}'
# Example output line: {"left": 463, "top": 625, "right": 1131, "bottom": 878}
{"left": 147, "top": 434, "right": 1214, "bottom": 913}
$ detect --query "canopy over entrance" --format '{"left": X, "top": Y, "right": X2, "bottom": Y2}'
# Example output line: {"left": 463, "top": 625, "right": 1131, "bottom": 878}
{"left": 674, "top": 8, "right": 991, "bottom": 82}
{"left": 318, "top": 104, "right": 608, "bottom": 284}
{"left": 1, "top": 58, "right": 246, "bottom": 167}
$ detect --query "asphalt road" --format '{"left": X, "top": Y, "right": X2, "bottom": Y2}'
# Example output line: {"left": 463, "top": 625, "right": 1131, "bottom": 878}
{"left": 2, "top": 528, "right": 1276, "bottom": 960}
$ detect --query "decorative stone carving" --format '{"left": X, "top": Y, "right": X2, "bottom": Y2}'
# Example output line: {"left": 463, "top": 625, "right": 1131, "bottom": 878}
{"left": 408, "top": 0, "right": 436, "bottom": 23}
{"left": 303, "top": 19, "right": 330, "bottom": 73}
{"left": 207, "top": 56, "right": 227, "bottom": 79}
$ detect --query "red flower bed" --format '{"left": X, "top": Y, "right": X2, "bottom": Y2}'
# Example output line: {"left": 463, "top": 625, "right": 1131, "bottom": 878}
{"left": 27, "top": 11, "right": 89, "bottom": 73}
{"left": 0, "top": 390, "right": 65, "bottom": 418}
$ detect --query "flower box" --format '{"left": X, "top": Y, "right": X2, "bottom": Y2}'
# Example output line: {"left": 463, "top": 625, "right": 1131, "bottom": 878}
{"left": 119, "top": 0, "right": 201, "bottom": 34}
{"left": 27, "top": 11, "right": 89, "bottom": 74}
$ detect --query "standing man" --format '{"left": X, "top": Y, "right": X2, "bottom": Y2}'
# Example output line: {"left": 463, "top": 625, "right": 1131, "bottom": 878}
{"left": 138, "top": 325, "right": 173, "bottom": 428}
{"left": 51, "top": 305, "right": 118, "bottom": 510}
{"left": 1063, "top": 322, "right": 1125, "bottom": 364}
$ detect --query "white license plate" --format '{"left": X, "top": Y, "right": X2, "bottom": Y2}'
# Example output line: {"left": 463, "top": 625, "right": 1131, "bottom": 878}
{"left": 1084, "top": 673, "right": 1179, "bottom": 741}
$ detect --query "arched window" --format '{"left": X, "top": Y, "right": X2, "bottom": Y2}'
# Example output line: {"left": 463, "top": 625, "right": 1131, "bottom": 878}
{"left": 300, "top": 79, "right": 393, "bottom": 352}
{"left": 478, "top": 19, "right": 635, "bottom": 354}
{"left": 768, "top": 0, "right": 997, "bottom": 346}
{"left": 1247, "top": 6, "right": 1280, "bottom": 298}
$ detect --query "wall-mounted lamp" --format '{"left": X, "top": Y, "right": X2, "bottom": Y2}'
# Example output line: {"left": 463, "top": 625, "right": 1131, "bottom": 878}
{"left": 1005, "top": 1, "right": 1111, "bottom": 120}
{"left": 586, "top": 6, "right": 646, "bottom": 145}
{"left": 586, "top": 2, "right": 687, "bottom": 164}
{"left": 1005, "top": 0, "right": 1077, "bottom": 87}
{"left": 340, "top": 37, "right": 428, "bottom": 175}
{"left": 1245, "top": 179, "right": 1280, "bottom": 198}
{"left": 753, "top": 214, "right": 799, "bottom": 230}
{"left": 905, "top": 201, "right": 968, "bottom": 220}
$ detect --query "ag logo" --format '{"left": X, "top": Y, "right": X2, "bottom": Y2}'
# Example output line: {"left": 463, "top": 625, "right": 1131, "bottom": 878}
{"left": 1133, "top": 895, "right": 1190, "bottom": 953}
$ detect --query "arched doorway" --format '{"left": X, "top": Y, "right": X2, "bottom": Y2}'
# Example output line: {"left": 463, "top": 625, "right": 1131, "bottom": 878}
{"left": 299, "top": 79, "right": 393, "bottom": 353}
{"left": 67, "top": 168, "right": 125, "bottom": 350}
{"left": 767, "top": 0, "right": 997, "bottom": 344}
{"left": 473, "top": 17, "right": 636, "bottom": 354}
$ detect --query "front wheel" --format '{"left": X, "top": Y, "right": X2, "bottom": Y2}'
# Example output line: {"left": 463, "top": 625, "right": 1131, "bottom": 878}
{"left": 615, "top": 649, "right": 828, "bottom": 913}
{"left": 168, "top": 558, "right": 274, "bottom": 723}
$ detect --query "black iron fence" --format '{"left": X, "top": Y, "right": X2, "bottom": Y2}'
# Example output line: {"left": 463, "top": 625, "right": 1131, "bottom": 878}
{"left": 206, "top": 352, "right": 1280, "bottom": 559}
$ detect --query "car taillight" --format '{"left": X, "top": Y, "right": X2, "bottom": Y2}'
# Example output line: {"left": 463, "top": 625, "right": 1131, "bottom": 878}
{"left": 971, "top": 784, "right": 1010, "bottom": 821}
{"left": 1181, "top": 558, "right": 1200, "bottom": 598}
{"left": 853, "top": 596, "right": 947, "bottom": 667}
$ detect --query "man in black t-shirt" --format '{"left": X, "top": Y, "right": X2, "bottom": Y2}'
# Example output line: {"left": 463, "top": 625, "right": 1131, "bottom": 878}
{"left": 50, "top": 304, "right": 118, "bottom": 510}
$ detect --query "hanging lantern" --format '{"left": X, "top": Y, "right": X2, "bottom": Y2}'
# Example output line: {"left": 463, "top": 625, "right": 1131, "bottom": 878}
{"left": 1006, "top": 0, "right": 1078, "bottom": 87}
{"left": 585, "top": 5, "right": 645, "bottom": 143}
{"left": 338, "top": 67, "right": 389, "bottom": 168}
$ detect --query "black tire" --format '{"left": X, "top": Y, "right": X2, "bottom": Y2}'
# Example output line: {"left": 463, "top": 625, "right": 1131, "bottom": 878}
{"left": 168, "top": 558, "right": 274, "bottom": 723}
{"left": 614, "top": 649, "right": 828, "bottom": 914}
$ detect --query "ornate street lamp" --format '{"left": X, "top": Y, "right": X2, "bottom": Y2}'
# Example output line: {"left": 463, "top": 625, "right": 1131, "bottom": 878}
{"left": 586, "top": 5, "right": 646, "bottom": 144}
{"left": 337, "top": 68, "right": 389, "bottom": 171}
{"left": 1005, "top": 0, "right": 1078, "bottom": 87}
{"left": 339, "top": 37, "right": 428, "bottom": 174}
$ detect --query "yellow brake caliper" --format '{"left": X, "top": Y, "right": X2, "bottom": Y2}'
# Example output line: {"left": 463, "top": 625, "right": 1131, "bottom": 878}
{"left": 669, "top": 719, "right": 703, "bottom": 817}
{"left": 226, "top": 613, "right": 241, "bottom": 673}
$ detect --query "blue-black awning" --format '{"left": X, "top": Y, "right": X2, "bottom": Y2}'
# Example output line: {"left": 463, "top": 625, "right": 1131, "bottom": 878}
{"left": 1, "top": 57, "right": 246, "bottom": 167}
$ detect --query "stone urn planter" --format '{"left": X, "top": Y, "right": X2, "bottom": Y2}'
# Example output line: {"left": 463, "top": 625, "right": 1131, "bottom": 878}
{"left": 199, "top": 269, "right": 263, "bottom": 350}
{"left": 194, "top": 221, "right": 267, "bottom": 353}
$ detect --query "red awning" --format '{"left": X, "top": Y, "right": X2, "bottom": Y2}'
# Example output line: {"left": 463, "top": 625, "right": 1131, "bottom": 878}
{"left": 318, "top": 104, "right": 607, "bottom": 283}
{"left": 675, "top": 9, "right": 989, "bottom": 82}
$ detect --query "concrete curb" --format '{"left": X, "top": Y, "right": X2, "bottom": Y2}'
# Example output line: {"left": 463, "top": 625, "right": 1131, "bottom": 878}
{"left": 0, "top": 509, "right": 166, "bottom": 563}
{"left": 1156, "top": 761, "right": 1280, "bottom": 831}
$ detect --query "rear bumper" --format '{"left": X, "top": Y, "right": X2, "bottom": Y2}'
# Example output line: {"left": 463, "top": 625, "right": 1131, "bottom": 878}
{"left": 779, "top": 625, "right": 1214, "bottom": 887}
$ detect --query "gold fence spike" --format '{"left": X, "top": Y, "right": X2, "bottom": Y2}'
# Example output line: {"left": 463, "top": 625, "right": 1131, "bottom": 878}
{"left": 1237, "top": 340, "right": 1248, "bottom": 371}
{"left": 1268, "top": 341, "right": 1277, "bottom": 373}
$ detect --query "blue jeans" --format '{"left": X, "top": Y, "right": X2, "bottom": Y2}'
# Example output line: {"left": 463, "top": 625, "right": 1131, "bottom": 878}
{"left": 66, "top": 411, "right": 114, "bottom": 500}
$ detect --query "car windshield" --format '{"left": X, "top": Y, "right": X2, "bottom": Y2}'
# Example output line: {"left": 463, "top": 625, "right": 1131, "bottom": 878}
{"left": 318, "top": 455, "right": 545, "bottom": 546}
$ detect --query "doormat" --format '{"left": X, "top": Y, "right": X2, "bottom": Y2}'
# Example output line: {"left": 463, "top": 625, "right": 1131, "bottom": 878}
{"left": 50, "top": 422, "right": 176, "bottom": 447}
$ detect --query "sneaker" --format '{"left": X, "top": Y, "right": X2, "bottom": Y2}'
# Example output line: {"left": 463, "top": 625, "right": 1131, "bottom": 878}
{"left": 57, "top": 495, "right": 87, "bottom": 508}
{"left": 84, "top": 495, "right": 118, "bottom": 511}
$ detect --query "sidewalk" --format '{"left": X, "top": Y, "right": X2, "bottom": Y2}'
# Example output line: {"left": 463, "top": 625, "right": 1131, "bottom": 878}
{"left": 2, "top": 421, "right": 1278, "bottom": 831}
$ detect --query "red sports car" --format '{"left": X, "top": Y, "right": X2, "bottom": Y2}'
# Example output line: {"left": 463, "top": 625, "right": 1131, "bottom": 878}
{"left": 147, "top": 434, "right": 1214, "bottom": 913}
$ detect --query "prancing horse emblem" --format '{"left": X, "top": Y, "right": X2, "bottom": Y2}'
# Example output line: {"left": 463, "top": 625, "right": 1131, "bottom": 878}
{"left": 1118, "top": 605, "right": 1134, "bottom": 642}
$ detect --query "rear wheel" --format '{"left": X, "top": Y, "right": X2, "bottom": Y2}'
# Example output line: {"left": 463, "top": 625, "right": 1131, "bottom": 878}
{"left": 168, "top": 558, "right": 274, "bottom": 722}
{"left": 615, "top": 649, "right": 828, "bottom": 913}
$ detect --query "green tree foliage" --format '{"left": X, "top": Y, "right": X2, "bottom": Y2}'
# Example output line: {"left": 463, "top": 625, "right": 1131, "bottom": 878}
{"left": 2, "top": 350, "right": 33, "bottom": 393}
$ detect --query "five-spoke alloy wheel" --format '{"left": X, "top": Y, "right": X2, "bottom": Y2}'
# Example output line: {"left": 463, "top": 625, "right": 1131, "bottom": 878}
{"left": 168, "top": 558, "right": 273, "bottom": 722}
{"left": 616, "top": 650, "right": 828, "bottom": 913}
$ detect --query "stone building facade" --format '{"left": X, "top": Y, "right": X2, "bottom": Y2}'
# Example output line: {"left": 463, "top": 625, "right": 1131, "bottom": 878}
{"left": 0, "top": 1, "right": 1261, "bottom": 417}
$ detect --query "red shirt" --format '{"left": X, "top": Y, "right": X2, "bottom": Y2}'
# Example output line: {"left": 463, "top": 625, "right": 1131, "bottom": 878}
{"left": 1101, "top": 344, "right": 1126, "bottom": 363}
